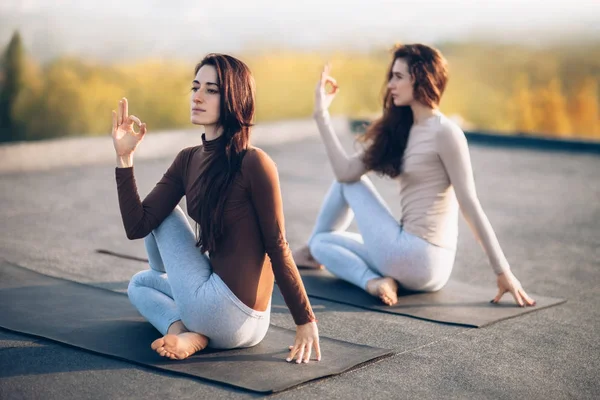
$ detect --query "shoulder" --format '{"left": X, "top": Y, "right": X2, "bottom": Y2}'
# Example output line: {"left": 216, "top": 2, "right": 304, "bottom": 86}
{"left": 173, "top": 145, "right": 201, "bottom": 165}
{"left": 435, "top": 114, "right": 467, "bottom": 149}
{"left": 242, "top": 146, "right": 277, "bottom": 171}
{"left": 178, "top": 145, "right": 201, "bottom": 158}
{"left": 172, "top": 145, "right": 200, "bottom": 161}
{"left": 242, "top": 146, "right": 281, "bottom": 187}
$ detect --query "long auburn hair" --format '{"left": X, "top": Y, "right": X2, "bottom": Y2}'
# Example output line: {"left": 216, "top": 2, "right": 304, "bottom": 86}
{"left": 190, "top": 53, "right": 255, "bottom": 254}
{"left": 359, "top": 43, "right": 449, "bottom": 177}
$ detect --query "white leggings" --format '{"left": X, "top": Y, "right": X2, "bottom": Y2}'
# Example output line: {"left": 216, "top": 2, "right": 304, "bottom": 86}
{"left": 308, "top": 177, "right": 456, "bottom": 292}
{"left": 127, "top": 206, "right": 270, "bottom": 349}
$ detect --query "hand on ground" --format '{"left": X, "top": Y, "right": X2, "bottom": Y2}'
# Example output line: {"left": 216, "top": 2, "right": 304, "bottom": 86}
{"left": 287, "top": 321, "right": 321, "bottom": 364}
{"left": 492, "top": 271, "right": 536, "bottom": 307}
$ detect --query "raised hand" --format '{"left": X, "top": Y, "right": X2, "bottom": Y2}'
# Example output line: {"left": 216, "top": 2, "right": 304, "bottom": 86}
{"left": 314, "top": 64, "right": 339, "bottom": 114}
{"left": 111, "top": 97, "right": 146, "bottom": 158}
{"left": 492, "top": 270, "right": 536, "bottom": 307}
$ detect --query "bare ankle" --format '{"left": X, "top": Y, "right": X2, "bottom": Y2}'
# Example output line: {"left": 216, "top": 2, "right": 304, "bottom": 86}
{"left": 366, "top": 277, "right": 382, "bottom": 290}
{"left": 167, "top": 320, "right": 189, "bottom": 335}
{"left": 177, "top": 331, "right": 209, "bottom": 354}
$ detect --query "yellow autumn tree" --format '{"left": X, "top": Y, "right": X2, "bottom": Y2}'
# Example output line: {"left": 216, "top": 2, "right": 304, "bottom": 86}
{"left": 116, "top": 60, "right": 190, "bottom": 131}
{"left": 26, "top": 60, "right": 89, "bottom": 139}
{"left": 510, "top": 73, "right": 536, "bottom": 133}
{"left": 568, "top": 77, "right": 599, "bottom": 138}
{"left": 534, "top": 78, "right": 572, "bottom": 137}
{"left": 248, "top": 52, "right": 322, "bottom": 121}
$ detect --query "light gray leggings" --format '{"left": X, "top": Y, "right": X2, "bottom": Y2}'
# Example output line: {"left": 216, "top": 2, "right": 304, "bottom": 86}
{"left": 308, "top": 177, "right": 456, "bottom": 292}
{"left": 127, "top": 206, "right": 270, "bottom": 349}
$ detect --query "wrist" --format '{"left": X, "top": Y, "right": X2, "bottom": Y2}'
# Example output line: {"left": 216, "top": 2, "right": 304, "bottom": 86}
{"left": 313, "top": 109, "right": 329, "bottom": 119}
{"left": 116, "top": 153, "right": 134, "bottom": 168}
{"left": 297, "top": 319, "right": 318, "bottom": 327}
{"left": 496, "top": 268, "right": 512, "bottom": 277}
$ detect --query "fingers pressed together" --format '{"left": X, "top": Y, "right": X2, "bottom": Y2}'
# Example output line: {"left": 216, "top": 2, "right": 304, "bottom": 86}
{"left": 287, "top": 341, "right": 321, "bottom": 364}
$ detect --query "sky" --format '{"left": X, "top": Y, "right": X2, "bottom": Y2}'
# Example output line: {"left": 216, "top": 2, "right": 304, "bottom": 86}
{"left": 0, "top": 0, "right": 599, "bottom": 61}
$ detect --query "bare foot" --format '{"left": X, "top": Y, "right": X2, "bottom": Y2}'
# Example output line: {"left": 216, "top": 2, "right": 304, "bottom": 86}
{"left": 293, "top": 245, "right": 323, "bottom": 270}
{"left": 151, "top": 332, "right": 209, "bottom": 360}
{"left": 366, "top": 277, "right": 399, "bottom": 306}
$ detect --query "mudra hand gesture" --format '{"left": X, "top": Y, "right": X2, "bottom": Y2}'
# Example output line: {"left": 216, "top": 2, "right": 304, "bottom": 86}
{"left": 314, "top": 64, "right": 339, "bottom": 114}
{"left": 112, "top": 97, "right": 147, "bottom": 160}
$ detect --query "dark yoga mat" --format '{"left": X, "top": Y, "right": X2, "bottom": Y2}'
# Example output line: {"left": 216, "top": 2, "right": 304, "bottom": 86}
{"left": 96, "top": 248, "right": 323, "bottom": 269}
{"left": 299, "top": 269, "right": 566, "bottom": 328}
{"left": 0, "top": 262, "right": 392, "bottom": 394}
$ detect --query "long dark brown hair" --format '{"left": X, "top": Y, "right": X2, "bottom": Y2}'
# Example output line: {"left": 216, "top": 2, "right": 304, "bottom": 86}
{"left": 190, "top": 53, "right": 255, "bottom": 254}
{"left": 359, "top": 44, "right": 448, "bottom": 177}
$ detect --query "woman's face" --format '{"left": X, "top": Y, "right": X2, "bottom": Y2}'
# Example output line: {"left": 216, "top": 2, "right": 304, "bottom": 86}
{"left": 387, "top": 58, "right": 415, "bottom": 107}
{"left": 190, "top": 65, "right": 221, "bottom": 126}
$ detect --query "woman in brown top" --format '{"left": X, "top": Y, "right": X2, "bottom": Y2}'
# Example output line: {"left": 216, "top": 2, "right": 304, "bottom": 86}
{"left": 112, "top": 53, "right": 319, "bottom": 363}
{"left": 294, "top": 44, "right": 535, "bottom": 309}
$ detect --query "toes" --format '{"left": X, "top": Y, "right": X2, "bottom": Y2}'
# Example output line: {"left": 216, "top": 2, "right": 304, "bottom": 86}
{"left": 168, "top": 351, "right": 188, "bottom": 360}
{"left": 151, "top": 338, "right": 165, "bottom": 350}
{"left": 379, "top": 287, "right": 398, "bottom": 306}
{"left": 152, "top": 335, "right": 196, "bottom": 360}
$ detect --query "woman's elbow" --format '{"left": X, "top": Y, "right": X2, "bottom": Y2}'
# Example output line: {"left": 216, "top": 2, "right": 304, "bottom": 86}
{"left": 333, "top": 160, "right": 365, "bottom": 183}
{"left": 458, "top": 196, "right": 483, "bottom": 217}
{"left": 335, "top": 171, "right": 363, "bottom": 183}
{"left": 125, "top": 227, "right": 147, "bottom": 240}
{"left": 336, "top": 176, "right": 359, "bottom": 183}
{"left": 125, "top": 231, "right": 139, "bottom": 240}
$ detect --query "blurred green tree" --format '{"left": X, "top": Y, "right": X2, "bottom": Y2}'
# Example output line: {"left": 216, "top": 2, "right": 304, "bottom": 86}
{"left": 0, "top": 31, "right": 27, "bottom": 142}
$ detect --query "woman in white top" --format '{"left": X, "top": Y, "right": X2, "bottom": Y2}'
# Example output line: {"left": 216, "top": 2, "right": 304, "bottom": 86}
{"left": 294, "top": 43, "right": 536, "bottom": 307}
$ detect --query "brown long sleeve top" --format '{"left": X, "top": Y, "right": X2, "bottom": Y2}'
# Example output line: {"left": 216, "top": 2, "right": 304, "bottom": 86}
{"left": 115, "top": 134, "right": 316, "bottom": 325}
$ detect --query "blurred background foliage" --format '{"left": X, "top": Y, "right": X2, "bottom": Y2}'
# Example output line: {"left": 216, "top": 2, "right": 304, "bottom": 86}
{"left": 1, "top": 31, "right": 598, "bottom": 142}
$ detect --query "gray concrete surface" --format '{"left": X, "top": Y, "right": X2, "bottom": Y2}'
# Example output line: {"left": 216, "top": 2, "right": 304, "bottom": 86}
{"left": 0, "top": 119, "right": 598, "bottom": 399}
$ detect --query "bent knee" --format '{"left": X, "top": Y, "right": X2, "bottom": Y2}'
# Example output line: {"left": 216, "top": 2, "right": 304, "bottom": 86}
{"left": 127, "top": 270, "right": 153, "bottom": 294}
{"left": 308, "top": 233, "right": 331, "bottom": 259}
{"left": 128, "top": 270, "right": 146, "bottom": 286}
{"left": 308, "top": 231, "right": 335, "bottom": 249}
{"left": 157, "top": 206, "right": 186, "bottom": 228}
